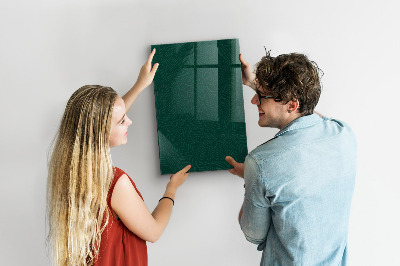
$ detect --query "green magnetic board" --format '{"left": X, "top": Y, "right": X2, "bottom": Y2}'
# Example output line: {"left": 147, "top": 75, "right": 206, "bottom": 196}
{"left": 151, "top": 39, "right": 248, "bottom": 175}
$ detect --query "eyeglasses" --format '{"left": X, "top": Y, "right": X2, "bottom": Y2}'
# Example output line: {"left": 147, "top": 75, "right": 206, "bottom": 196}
{"left": 255, "top": 90, "right": 281, "bottom": 105}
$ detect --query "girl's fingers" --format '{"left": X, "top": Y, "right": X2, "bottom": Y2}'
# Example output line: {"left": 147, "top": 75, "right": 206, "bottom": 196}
{"left": 147, "top": 48, "right": 156, "bottom": 64}
{"left": 151, "top": 63, "right": 159, "bottom": 75}
{"left": 182, "top": 165, "right": 191, "bottom": 172}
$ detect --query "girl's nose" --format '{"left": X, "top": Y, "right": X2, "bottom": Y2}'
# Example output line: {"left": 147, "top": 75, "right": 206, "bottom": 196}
{"left": 126, "top": 116, "right": 133, "bottom": 126}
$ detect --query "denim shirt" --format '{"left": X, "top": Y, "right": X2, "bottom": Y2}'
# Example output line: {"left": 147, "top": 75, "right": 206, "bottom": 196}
{"left": 240, "top": 114, "right": 357, "bottom": 266}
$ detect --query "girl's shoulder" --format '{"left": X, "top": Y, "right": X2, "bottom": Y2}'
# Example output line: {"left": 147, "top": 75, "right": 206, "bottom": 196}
{"left": 113, "top": 166, "right": 126, "bottom": 178}
{"left": 111, "top": 167, "right": 143, "bottom": 200}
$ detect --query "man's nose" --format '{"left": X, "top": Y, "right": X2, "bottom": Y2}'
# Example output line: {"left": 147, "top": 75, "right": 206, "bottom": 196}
{"left": 251, "top": 94, "right": 259, "bottom": 105}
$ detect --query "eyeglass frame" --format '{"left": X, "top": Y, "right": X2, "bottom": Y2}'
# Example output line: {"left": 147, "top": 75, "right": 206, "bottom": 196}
{"left": 255, "top": 89, "right": 282, "bottom": 105}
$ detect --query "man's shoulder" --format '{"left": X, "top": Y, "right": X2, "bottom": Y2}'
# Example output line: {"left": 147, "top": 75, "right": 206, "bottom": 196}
{"left": 320, "top": 116, "right": 357, "bottom": 145}
{"left": 249, "top": 140, "right": 280, "bottom": 161}
{"left": 249, "top": 134, "right": 296, "bottom": 163}
{"left": 247, "top": 139, "right": 292, "bottom": 177}
{"left": 249, "top": 116, "right": 356, "bottom": 165}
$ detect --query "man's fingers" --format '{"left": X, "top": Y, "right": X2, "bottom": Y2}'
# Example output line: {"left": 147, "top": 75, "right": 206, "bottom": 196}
{"left": 239, "top": 54, "right": 249, "bottom": 67}
{"left": 225, "top": 156, "right": 237, "bottom": 167}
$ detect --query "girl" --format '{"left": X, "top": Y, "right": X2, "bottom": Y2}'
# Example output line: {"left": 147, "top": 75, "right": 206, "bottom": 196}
{"left": 47, "top": 49, "right": 191, "bottom": 266}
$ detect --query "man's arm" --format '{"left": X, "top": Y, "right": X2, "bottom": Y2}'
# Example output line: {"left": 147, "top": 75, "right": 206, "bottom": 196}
{"left": 314, "top": 111, "right": 324, "bottom": 118}
{"left": 238, "top": 204, "right": 243, "bottom": 223}
{"left": 239, "top": 54, "right": 257, "bottom": 91}
{"left": 239, "top": 155, "right": 271, "bottom": 245}
{"left": 224, "top": 156, "right": 245, "bottom": 223}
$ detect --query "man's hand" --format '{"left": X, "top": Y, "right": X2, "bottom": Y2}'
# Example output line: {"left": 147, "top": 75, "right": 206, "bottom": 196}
{"left": 239, "top": 54, "right": 257, "bottom": 90}
{"left": 225, "top": 156, "right": 244, "bottom": 178}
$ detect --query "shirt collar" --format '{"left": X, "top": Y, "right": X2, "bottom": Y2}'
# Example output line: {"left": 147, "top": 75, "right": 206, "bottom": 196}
{"left": 275, "top": 114, "right": 322, "bottom": 138}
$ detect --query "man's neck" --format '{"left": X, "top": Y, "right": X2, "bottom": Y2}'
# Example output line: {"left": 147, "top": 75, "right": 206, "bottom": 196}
{"left": 278, "top": 113, "right": 303, "bottom": 130}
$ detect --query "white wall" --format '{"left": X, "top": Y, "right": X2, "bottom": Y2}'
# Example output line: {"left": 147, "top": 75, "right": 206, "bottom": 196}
{"left": 1, "top": 0, "right": 399, "bottom": 265}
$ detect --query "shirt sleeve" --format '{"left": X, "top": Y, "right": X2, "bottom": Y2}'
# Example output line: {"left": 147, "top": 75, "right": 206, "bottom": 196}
{"left": 239, "top": 154, "right": 271, "bottom": 248}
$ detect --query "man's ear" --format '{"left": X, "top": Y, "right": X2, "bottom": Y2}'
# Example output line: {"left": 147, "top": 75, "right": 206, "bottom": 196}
{"left": 288, "top": 99, "right": 299, "bottom": 113}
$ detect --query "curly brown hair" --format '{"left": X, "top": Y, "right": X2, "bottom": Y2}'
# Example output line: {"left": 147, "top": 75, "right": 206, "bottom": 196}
{"left": 255, "top": 51, "right": 323, "bottom": 115}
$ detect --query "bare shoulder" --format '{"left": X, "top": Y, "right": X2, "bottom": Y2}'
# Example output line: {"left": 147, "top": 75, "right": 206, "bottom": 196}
{"left": 115, "top": 173, "right": 133, "bottom": 188}
{"left": 109, "top": 173, "right": 154, "bottom": 241}
{"left": 111, "top": 174, "right": 141, "bottom": 209}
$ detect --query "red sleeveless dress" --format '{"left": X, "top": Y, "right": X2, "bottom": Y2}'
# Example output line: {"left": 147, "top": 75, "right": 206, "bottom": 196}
{"left": 93, "top": 167, "right": 148, "bottom": 266}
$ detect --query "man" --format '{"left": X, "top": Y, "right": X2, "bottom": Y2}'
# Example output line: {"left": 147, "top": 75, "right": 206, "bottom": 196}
{"left": 226, "top": 52, "right": 357, "bottom": 265}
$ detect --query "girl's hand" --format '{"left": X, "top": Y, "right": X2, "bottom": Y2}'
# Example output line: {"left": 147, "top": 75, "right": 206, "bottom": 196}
{"left": 135, "top": 48, "right": 159, "bottom": 90}
{"left": 122, "top": 49, "right": 159, "bottom": 111}
{"left": 167, "top": 165, "right": 191, "bottom": 191}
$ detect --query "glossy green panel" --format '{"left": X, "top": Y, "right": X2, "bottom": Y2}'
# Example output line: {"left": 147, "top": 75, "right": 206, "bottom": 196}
{"left": 151, "top": 39, "right": 248, "bottom": 175}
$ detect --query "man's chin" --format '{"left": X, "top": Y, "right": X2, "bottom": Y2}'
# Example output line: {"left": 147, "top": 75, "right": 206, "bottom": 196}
{"left": 258, "top": 119, "right": 275, "bottom": 128}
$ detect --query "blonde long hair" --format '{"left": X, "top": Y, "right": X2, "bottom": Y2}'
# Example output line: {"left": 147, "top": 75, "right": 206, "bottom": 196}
{"left": 47, "top": 85, "right": 118, "bottom": 265}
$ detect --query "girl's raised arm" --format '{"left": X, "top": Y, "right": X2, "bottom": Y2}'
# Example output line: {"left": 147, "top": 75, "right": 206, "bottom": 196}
{"left": 122, "top": 49, "right": 159, "bottom": 112}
